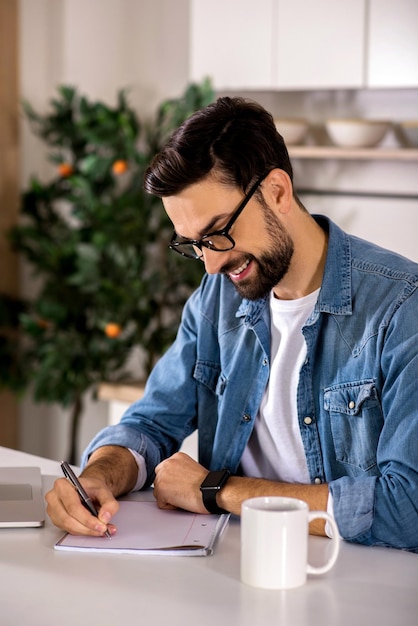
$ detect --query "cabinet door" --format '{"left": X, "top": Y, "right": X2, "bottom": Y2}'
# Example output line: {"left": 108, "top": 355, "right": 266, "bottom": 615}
{"left": 189, "top": 0, "right": 275, "bottom": 90}
{"left": 368, "top": 0, "right": 418, "bottom": 88}
{"left": 274, "top": 0, "right": 365, "bottom": 89}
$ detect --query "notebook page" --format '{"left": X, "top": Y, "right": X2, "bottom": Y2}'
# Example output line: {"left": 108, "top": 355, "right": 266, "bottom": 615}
{"left": 55, "top": 500, "right": 229, "bottom": 556}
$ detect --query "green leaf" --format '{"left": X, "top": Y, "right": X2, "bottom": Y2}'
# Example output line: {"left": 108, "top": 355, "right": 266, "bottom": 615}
{"left": 58, "top": 85, "right": 76, "bottom": 103}
{"left": 78, "top": 154, "right": 113, "bottom": 179}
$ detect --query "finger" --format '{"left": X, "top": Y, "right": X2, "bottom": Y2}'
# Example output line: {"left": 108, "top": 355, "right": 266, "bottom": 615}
{"left": 45, "top": 478, "right": 101, "bottom": 535}
{"left": 157, "top": 502, "right": 177, "bottom": 510}
{"left": 153, "top": 486, "right": 177, "bottom": 510}
{"left": 84, "top": 482, "right": 120, "bottom": 524}
{"left": 45, "top": 478, "right": 116, "bottom": 536}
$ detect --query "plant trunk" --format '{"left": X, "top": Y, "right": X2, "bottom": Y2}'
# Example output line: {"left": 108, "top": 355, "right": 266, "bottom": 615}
{"left": 68, "top": 395, "right": 83, "bottom": 465}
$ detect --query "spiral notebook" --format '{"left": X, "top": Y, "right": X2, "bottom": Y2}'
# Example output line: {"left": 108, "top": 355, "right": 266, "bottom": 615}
{"left": 55, "top": 499, "right": 229, "bottom": 556}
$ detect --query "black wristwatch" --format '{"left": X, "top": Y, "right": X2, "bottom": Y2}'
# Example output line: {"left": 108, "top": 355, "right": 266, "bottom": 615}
{"left": 200, "top": 469, "right": 230, "bottom": 515}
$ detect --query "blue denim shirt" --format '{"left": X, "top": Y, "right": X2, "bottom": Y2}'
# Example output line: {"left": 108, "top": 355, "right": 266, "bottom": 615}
{"left": 84, "top": 216, "right": 418, "bottom": 551}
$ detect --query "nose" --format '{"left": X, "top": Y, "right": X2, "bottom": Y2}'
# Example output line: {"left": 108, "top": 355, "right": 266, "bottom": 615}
{"left": 200, "top": 247, "right": 229, "bottom": 275}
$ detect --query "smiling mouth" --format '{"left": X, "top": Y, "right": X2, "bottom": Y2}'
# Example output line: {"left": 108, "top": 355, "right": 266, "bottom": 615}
{"left": 228, "top": 258, "right": 251, "bottom": 280}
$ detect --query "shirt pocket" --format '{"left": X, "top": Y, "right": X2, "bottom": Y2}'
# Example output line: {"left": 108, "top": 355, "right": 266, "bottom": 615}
{"left": 324, "top": 379, "right": 383, "bottom": 472}
{"left": 194, "top": 360, "right": 226, "bottom": 396}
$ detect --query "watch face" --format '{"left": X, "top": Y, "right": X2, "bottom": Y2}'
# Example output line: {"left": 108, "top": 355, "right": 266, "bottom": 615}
{"left": 201, "top": 469, "right": 229, "bottom": 490}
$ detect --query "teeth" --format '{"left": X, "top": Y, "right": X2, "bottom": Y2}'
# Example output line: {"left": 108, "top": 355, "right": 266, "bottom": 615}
{"left": 230, "top": 259, "right": 250, "bottom": 277}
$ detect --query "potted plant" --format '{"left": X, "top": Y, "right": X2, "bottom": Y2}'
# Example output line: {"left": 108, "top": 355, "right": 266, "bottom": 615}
{"left": 0, "top": 80, "right": 213, "bottom": 463}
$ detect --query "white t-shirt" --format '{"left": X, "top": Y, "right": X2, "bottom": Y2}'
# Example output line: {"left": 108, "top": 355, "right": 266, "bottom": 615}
{"left": 241, "top": 288, "right": 320, "bottom": 483}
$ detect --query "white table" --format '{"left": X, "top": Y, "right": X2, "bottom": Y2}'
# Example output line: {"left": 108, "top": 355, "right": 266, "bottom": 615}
{"left": 1, "top": 446, "right": 417, "bottom": 626}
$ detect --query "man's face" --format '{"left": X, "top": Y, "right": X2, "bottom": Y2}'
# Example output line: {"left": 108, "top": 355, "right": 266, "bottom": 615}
{"left": 163, "top": 176, "right": 294, "bottom": 301}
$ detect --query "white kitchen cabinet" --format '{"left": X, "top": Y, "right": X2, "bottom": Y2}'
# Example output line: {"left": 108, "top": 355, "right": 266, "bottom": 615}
{"left": 368, "top": 0, "right": 418, "bottom": 88}
{"left": 190, "top": 0, "right": 418, "bottom": 91}
{"left": 190, "top": 0, "right": 365, "bottom": 90}
{"left": 189, "top": 0, "right": 276, "bottom": 90}
{"left": 274, "top": 0, "right": 365, "bottom": 89}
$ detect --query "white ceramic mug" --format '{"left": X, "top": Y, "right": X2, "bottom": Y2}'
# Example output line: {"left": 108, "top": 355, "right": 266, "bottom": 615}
{"left": 241, "top": 496, "right": 340, "bottom": 590}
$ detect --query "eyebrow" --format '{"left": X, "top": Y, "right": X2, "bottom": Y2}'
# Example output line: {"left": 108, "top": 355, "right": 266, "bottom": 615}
{"left": 177, "top": 212, "right": 232, "bottom": 240}
{"left": 199, "top": 212, "right": 232, "bottom": 237}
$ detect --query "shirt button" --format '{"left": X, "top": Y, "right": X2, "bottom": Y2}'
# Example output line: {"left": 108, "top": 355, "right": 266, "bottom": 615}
{"left": 262, "top": 358, "right": 268, "bottom": 366}
{"left": 314, "top": 477, "right": 322, "bottom": 485}
{"left": 348, "top": 401, "right": 355, "bottom": 410}
{"left": 243, "top": 414, "right": 252, "bottom": 422}
{"left": 303, "top": 416, "right": 313, "bottom": 425}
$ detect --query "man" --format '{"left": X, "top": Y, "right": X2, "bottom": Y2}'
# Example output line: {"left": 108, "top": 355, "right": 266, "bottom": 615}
{"left": 46, "top": 97, "right": 418, "bottom": 551}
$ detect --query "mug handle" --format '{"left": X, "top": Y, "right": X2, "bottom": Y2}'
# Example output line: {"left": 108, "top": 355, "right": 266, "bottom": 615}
{"left": 306, "top": 511, "right": 340, "bottom": 575}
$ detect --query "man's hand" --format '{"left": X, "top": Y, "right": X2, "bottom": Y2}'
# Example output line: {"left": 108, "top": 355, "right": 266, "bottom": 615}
{"left": 45, "top": 474, "right": 119, "bottom": 536}
{"left": 153, "top": 452, "right": 209, "bottom": 513}
{"left": 45, "top": 445, "right": 138, "bottom": 535}
{"left": 153, "top": 453, "right": 330, "bottom": 537}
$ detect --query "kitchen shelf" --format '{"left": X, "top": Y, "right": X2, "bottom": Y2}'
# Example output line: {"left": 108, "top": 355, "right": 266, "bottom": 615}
{"left": 288, "top": 146, "right": 418, "bottom": 160}
{"left": 97, "top": 381, "right": 145, "bottom": 404}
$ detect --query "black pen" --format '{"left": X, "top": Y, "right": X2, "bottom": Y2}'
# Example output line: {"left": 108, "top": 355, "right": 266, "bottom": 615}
{"left": 61, "top": 461, "right": 111, "bottom": 539}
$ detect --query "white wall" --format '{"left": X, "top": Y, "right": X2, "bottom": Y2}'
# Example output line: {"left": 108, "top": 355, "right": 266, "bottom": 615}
{"left": 18, "top": 0, "right": 418, "bottom": 462}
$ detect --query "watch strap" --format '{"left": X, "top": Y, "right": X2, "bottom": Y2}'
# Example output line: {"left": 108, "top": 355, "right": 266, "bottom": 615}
{"left": 200, "top": 469, "right": 230, "bottom": 515}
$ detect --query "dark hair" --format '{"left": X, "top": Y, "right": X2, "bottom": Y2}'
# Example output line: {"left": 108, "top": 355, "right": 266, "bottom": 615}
{"left": 144, "top": 97, "right": 294, "bottom": 197}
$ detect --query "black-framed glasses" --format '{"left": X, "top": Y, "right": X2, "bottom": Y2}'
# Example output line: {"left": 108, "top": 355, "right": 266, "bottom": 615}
{"left": 169, "top": 172, "right": 269, "bottom": 260}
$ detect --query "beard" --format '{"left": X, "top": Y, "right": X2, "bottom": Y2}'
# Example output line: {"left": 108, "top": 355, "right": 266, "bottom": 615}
{"left": 223, "top": 206, "right": 294, "bottom": 300}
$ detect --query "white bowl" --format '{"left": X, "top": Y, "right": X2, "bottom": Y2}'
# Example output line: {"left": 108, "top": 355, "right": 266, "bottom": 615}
{"left": 398, "top": 121, "right": 418, "bottom": 147}
{"left": 325, "top": 119, "right": 390, "bottom": 148}
{"left": 274, "top": 118, "right": 309, "bottom": 145}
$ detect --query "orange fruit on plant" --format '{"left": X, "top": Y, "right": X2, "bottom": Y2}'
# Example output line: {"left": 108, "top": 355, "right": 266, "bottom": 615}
{"left": 58, "top": 162, "right": 74, "bottom": 177}
{"left": 104, "top": 323, "right": 122, "bottom": 338}
{"left": 112, "top": 159, "right": 128, "bottom": 175}
{"left": 37, "top": 318, "right": 51, "bottom": 329}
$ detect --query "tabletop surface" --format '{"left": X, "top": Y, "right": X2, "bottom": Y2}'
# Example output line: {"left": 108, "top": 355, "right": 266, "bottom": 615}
{"left": 1, "top": 446, "right": 417, "bottom": 626}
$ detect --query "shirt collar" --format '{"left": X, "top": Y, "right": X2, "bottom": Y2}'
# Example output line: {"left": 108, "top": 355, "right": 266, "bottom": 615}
{"left": 314, "top": 215, "right": 352, "bottom": 316}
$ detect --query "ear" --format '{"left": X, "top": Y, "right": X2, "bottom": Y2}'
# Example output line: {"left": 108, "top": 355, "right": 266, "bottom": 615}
{"left": 263, "top": 168, "right": 293, "bottom": 215}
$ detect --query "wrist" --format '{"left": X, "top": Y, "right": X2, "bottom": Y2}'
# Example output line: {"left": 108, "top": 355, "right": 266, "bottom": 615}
{"left": 83, "top": 446, "right": 138, "bottom": 496}
{"left": 216, "top": 475, "right": 246, "bottom": 516}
